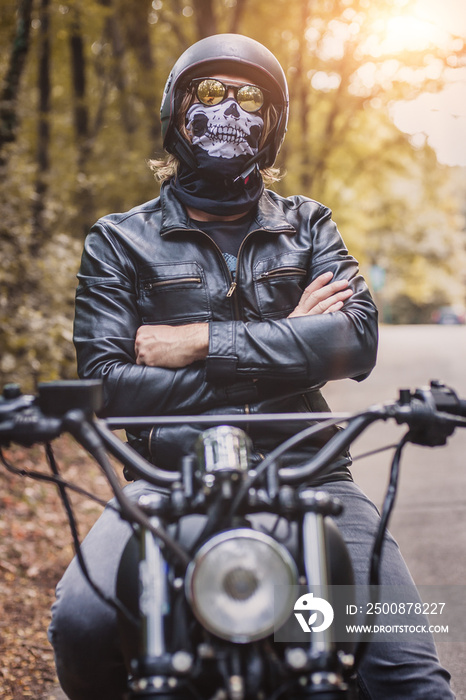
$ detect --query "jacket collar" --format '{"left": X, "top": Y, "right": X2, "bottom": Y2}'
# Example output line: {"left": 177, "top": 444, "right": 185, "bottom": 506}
{"left": 159, "top": 181, "right": 295, "bottom": 236}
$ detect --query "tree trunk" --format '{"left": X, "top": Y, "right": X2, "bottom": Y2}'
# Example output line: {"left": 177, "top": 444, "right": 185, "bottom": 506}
{"left": 192, "top": 0, "right": 217, "bottom": 39}
{"left": 119, "top": 0, "right": 160, "bottom": 148}
{"left": 228, "top": 0, "right": 248, "bottom": 34}
{"left": 297, "top": 0, "right": 312, "bottom": 194}
{"left": 69, "top": 4, "right": 96, "bottom": 234}
{"left": 0, "top": 0, "right": 34, "bottom": 165}
{"left": 31, "top": 0, "right": 51, "bottom": 251}
{"left": 100, "top": 0, "right": 137, "bottom": 138}
{"left": 70, "top": 9, "right": 89, "bottom": 159}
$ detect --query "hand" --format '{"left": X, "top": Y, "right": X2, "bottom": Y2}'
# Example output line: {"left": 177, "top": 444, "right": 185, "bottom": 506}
{"left": 288, "top": 271, "right": 353, "bottom": 318}
{"left": 135, "top": 323, "right": 209, "bottom": 368}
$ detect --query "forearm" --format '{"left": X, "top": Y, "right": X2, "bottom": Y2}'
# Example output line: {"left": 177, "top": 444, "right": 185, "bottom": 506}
{"left": 206, "top": 282, "right": 378, "bottom": 384}
{"left": 76, "top": 343, "right": 258, "bottom": 420}
{"left": 75, "top": 284, "right": 254, "bottom": 416}
{"left": 94, "top": 361, "right": 258, "bottom": 417}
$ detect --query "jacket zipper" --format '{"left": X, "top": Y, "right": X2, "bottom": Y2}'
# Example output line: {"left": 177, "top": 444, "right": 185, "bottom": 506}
{"left": 143, "top": 276, "right": 201, "bottom": 291}
{"left": 189, "top": 229, "right": 243, "bottom": 318}
{"left": 258, "top": 266, "right": 307, "bottom": 280}
{"left": 224, "top": 228, "right": 300, "bottom": 313}
{"left": 164, "top": 225, "right": 294, "bottom": 319}
{"left": 226, "top": 228, "right": 270, "bottom": 315}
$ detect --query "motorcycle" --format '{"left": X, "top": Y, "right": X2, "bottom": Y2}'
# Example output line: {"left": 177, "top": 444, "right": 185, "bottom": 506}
{"left": 1, "top": 378, "right": 465, "bottom": 699}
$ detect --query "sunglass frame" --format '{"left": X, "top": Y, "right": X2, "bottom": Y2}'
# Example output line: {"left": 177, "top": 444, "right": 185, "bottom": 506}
{"left": 190, "top": 78, "right": 267, "bottom": 113}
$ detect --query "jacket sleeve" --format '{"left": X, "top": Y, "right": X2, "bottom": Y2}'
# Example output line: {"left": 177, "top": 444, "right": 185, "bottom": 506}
{"left": 206, "top": 205, "right": 378, "bottom": 386}
{"left": 73, "top": 225, "right": 259, "bottom": 417}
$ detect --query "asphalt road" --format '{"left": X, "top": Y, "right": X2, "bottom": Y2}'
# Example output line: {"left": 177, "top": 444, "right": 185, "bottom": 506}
{"left": 324, "top": 324, "right": 466, "bottom": 699}
{"left": 49, "top": 324, "right": 466, "bottom": 700}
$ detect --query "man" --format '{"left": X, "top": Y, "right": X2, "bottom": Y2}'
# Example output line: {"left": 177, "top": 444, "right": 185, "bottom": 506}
{"left": 49, "top": 34, "right": 454, "bottom": 699}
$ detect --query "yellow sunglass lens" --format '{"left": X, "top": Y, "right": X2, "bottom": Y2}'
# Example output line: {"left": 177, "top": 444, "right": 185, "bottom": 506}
{"left": 196, "top": 80, "right": 264, "bottom": 112}
{"left": 237, "top": 85, "right": 264, "bottom": 112}
{"left": 197, "top": 79, "right": 226, "bottom": 106}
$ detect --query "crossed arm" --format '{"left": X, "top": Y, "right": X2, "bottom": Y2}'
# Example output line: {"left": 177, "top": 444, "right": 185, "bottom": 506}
{"left": 135, "top": 271, "right": 353, "bottom": 369}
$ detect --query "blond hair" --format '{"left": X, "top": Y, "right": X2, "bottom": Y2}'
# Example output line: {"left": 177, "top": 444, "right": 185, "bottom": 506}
{"left": 148, "top": 90, "right": 282, "bottom": 187}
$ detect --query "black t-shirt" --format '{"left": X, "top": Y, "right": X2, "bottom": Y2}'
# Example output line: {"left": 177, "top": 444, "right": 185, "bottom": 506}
{"left": 193, "top": 211, "right": 255, "bottom": 277}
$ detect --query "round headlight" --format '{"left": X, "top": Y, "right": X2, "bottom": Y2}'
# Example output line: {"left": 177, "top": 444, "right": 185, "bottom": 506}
{"left": 185, "top": 529, "right": 298, "bottom": 643}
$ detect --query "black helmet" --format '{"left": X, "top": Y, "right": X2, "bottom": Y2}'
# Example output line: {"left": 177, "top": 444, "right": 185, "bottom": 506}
{"left": 160, "top": 33, "right": 289, "bottom": 171}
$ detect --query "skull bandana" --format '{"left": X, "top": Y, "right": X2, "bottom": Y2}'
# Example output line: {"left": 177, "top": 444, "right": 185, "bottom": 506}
{"left": 186, "top": 100, "right": 264, "bottom": 160}
{"left": 169, "top": 98, "right": 265, "bottom": 216}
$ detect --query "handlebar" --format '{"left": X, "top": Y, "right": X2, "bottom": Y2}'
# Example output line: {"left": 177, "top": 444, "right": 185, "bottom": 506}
{"left": 1, "top": 379, "right": 466, "bottom": 488}
{"left": 2, "top": 377, "right": 466, "bottom": 659}
{"left": 0, "top": 380, "right": 103, "bottom": 447}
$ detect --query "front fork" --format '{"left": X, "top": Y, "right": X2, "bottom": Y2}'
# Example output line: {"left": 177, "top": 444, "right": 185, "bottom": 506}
{"left": 126, "top": 495, "right": 192, "bottom": 699}
{"left": 287, "top": 490, "right": 355, "bottom": 698}
{"left": 126, "top": 490, "right": 355, "bottom": 700}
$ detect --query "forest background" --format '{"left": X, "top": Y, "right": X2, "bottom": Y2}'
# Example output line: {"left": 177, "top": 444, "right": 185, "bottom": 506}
{"left": 1, "top": 0, "right": 466, "bottom": 391}
{"left": 0, "top": 2, "right": 466, "bottom": 698}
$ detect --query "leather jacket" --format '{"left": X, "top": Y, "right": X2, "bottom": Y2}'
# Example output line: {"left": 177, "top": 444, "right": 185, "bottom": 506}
{"left": 74, "top": 184, "right": 378, "bottom": 482}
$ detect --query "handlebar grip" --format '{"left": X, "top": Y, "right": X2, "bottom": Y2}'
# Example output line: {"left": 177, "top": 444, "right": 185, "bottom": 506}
{"left": 0, "top": 379, "right": 103, "bottom": 447}
{"left": 419, "top": 381, "right": 466, "bottom": 418}
{"left": 0, "top": 413, "right": 63, "bottom": 446}
{"left": 457, "top": 399, "right": 466, "bottom": 418}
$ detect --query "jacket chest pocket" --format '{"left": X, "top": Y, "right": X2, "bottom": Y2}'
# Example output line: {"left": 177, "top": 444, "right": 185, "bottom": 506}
{"left": 138, "top": 262, "right": 211, "bottom": 324}
{"left": 253, "top": 253, "right": 308, "bottom": 320}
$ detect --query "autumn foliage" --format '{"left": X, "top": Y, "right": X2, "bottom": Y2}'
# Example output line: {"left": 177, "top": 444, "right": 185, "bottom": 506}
{"left": 1, "top": 0, "right": 466, "bottom": 393}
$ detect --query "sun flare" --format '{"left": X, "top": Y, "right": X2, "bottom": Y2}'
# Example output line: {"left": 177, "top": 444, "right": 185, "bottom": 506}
{"left": 382, "top": 15, "right": 442, "bottom": 52}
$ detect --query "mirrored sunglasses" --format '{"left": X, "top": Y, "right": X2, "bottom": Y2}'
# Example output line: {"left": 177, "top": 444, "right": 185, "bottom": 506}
{"left": 190, "top": 78, "right": 265, "bottom": 113}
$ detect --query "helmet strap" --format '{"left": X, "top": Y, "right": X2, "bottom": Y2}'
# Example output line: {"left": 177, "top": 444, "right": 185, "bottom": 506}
{"left": 171, "top": 126, "right": 201, "bottom": 173}
{"left": 232, "top": 156, "right": 262, "bottom": 186}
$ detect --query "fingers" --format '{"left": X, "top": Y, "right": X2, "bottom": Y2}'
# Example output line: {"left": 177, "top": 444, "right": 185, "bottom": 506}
{"left": 294, "top": 272, "right": 334, "bottom": 307}
{"left": 288, "top": 272, "right": 353, "bottom": 318}
{"left": 134, "top": 326, "right": 152, "bottom": 365}
{"left": 134, "top": 323, "right": 209, "bottom": 368}
{"left": 134, "top": 325, "right": 168, "bottom": 365}
{"left": 323, "top": 300, "right": 345, "bottom": 314}
{"left": 307, "top": 286, "right": 353, "bottom": 315}
{"left": 303, "top": 271, "right": 334, "bottom": 294}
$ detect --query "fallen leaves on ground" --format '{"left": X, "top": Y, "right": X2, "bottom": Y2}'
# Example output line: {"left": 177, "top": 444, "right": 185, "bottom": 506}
{"left": 0, "top": 436, "right": 119, "bottom": 699}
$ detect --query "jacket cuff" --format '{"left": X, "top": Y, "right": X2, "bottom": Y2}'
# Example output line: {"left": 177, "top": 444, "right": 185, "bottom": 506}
{"left": 206, "top": 321, "right": 238, "bottom": 382}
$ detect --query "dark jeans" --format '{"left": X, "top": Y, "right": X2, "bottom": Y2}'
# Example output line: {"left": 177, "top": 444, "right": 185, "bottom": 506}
{"left": 48, "top": 480, "right": 454, "bottom": 699}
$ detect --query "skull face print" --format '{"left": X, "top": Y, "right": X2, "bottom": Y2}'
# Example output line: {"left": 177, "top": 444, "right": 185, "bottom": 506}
{"left": 186, "top": 99, "right": 264, "bottom": 159}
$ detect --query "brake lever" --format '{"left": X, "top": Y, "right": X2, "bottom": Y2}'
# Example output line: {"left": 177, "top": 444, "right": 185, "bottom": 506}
{"left": 391, "top": 381, "right": 462, "bottom": 447}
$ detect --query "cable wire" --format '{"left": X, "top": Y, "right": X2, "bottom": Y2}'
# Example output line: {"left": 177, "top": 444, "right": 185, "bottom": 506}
{"left": 352, "top": 432, "right": 409, "bottom": 672}
{"left": 228, "top": 416, "right": 346, "bottom": 519}
{"left": 0, "top": 446, "right": 110, "bottom": 508}
{"left": 0, "top": 443, "right": 140, "bottom": 627}
{"left": 44, "top": 442, "right": 140, "bottom": 628}
{"left": 64, "top": 411, "right": 191, "bottom": 570}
